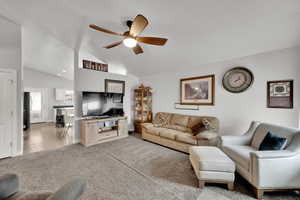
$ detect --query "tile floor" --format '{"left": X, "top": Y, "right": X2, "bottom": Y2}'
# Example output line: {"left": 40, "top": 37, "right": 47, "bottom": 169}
{"left": 23, "top": 123, "right": 74, "bottom": 154}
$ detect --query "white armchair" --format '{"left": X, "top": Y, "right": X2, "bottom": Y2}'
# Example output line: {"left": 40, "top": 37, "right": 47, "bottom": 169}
{"left": 221, "top": 121, "right": 300, "bottom": 199}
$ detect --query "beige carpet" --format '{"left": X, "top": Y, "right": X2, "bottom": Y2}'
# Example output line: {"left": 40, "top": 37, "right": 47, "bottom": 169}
{"left": 0, "top": 136, "right": 299, "bottom": 200}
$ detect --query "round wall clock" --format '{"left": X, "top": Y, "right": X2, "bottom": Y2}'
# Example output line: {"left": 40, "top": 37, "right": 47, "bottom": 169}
{"left": 222, "top": 67, "right": 254, "bottom": 93}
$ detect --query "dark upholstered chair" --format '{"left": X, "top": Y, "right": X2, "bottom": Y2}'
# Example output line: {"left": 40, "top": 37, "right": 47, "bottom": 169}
{"left": 0, "top": 174, "right": 86, "bottom": 200}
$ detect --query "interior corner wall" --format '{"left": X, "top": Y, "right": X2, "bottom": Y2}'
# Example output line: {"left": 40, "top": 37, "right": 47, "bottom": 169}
{"left": 23, "top": 67, "right": 74, "bottom": 122}
{"left": 0, "top": 17, "right": 22, "bottom": 155}
{"left": 23, "top": 67, "right": 73, "bottom": 89}
{"left": 73, "top": 50, "right": 139, "bottom": 143}
{"left": 141, "top": 46, "right": 300, "bottom": 136}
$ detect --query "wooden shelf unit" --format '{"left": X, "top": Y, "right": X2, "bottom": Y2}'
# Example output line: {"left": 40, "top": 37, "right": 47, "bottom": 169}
{"left": 134, "top": 85, "right": 152, "bottom": 133}
{"left": 80, "top": 116, "right": 128, "bottom": 147}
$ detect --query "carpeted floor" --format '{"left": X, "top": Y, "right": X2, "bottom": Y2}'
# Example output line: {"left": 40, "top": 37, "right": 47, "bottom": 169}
{"left": 0, "top": 136, "right": 299, "bottom": 200}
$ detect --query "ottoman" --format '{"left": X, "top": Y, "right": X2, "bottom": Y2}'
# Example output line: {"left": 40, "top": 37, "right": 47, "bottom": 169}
{"left": 189, "top": 146, "right": 235, "bottom": 190}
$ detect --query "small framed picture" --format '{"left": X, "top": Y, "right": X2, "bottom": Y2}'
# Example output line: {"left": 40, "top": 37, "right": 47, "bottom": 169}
{"left": 267, "top": 80, "right": 293, "bottom": 109}
{"left": 96, "top": 63, "right": 101, "bottom": 71}
{"left": 83, "top": 60, "right": 91, "bottom": 69}
{"left": 103, "top": 64, "right": 108, "bottom": 72}
{"left": 91, "top": 62, "right": 96, "bottom": 70}
{"left": 180, "top": 75, "right": 215, "bottom": 105}
{"left": 105, "top": 79, "right": 125, "bottom": 94}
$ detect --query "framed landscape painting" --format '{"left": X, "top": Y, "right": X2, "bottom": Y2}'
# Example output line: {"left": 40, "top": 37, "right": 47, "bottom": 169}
{"left": 180, "top": 75, "right": 215, "bottom": 105}
{"left": 267, "top": 80, "right": 293, "bottom": 108}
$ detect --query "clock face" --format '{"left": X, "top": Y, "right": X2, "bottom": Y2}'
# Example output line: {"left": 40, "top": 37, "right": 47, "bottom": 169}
{"left": 223, "top": 67, "right": 254, "bottom": 93}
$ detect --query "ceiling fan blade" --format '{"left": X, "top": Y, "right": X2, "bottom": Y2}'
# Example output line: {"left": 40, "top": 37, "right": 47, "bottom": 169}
{"left": 132, "top": 44, "right": 144, "bottom": 54}
{"left": 136, "top": 37, "right": 168, "bottom": 46}
{"left": 103, "top": 41, "right": 123, "bottom": 49}
{"left": 89, "top": 24, "right": 123, "bottom": 37}
{"left": 129, "top": 15, "right": 149, "bottom": 37}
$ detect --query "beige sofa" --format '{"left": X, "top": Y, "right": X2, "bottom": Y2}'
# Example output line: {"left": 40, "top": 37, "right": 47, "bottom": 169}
{"left": 141, "top": 112, "right": 219, "bottom": 153}
{"left": 221, "top": 121, "right": 300, "bottom": 199}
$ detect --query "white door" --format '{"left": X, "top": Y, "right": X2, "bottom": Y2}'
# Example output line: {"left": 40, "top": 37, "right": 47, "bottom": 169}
{"left": 29, "top": 89, "right": 43, "bottom": 123}
{"left": 0, "top": 71, "right": 15, "bottom": 158}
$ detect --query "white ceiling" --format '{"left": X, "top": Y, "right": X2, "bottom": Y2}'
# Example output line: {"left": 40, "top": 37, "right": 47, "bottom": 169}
{"left": 0, "top": 0, "right": 300, "bottom": 77}
{"left": 22, "top": 25, "right": 74, "bottom": 80}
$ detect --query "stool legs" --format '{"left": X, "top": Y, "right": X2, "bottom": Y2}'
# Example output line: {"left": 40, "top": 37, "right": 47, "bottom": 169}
{"left": 254, "top": 189, "right": 264, "bottom": 200}
{"left": 199, "top": 181, "right": 205, "bottom": 189}
{"left": 198, "top": 180, "right": 234, "bottom": 191}
{"left": 227, "top": 182, "right": 234, "bottom": 191}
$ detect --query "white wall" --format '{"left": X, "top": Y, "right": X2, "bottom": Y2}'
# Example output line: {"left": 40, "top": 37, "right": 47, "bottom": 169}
{"left": 141, "top": 46, "right": 300, "bottom": 136}
{"left": 24, "top": 67, "right": 74, "bottom": 122}
{"left": 24, "top": 67, "right": 73, "bottom": 89}
{"left": 0, "top": 16, "right": 22, "bottom": 155}
{"left": 74, "top": 50, "right": 139, "bottom": 142}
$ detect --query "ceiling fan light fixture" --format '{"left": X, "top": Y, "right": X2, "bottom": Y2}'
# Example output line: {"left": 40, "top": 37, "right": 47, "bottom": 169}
{"left": 123, "top": 37, "right": 137, "bottom": 48}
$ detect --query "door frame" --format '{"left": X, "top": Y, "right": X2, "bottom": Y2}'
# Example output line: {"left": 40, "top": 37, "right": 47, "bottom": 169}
{"left": 0, "top": 68, "right": 17, "bottom": 158}
{"left": 25, "top": 88, "right": 45, "bottom": 123}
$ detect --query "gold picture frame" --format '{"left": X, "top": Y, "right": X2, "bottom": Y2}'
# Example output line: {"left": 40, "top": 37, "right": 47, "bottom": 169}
{"left": 180, "top": 75, "right": 215, "bottom": 105}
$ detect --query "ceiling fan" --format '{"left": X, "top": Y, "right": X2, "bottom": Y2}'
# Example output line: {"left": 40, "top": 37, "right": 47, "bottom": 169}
{"left": 89, "top": 14, "right": 168, "bottom": 55}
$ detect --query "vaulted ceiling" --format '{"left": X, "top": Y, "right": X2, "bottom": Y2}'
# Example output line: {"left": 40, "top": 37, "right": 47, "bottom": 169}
{"left": 0, "top": 0, "right": 300, "bottom": 77}
{"left": 0, "top": 16, "right": 20, "bottom": 48}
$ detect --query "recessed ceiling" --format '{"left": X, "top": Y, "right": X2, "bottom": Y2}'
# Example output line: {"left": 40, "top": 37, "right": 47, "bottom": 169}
{"left": 0, "top": 0, "right": 300, "bottom": 77}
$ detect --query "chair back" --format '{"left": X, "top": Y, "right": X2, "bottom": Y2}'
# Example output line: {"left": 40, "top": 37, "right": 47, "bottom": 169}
{"left": 251, "top": 123, "right": 300, "bottom": 150}
{"left": 47, "top": 178, "right": 86, "bottom": 200}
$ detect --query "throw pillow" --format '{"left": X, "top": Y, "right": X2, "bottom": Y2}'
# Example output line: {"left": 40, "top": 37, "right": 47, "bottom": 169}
{"left": 171, "top": 114, "right": 189, "bottom": 127}
{"left": 190, "top": 123, "right": 203, "bottom": 135}
{"left": 153, "top": 113, "right": 171, "bottom": 127}
{"left": 259, "top": 132, "right": 288, "bottom": 151}
{"left": 202, "top": 119, "right": 216, "bottom": 131}
{"left": 187, "top": 117, "right": 204, "bottom": 135}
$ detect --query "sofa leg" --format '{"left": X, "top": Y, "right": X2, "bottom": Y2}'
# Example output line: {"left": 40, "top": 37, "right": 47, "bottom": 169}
{"left": 199, "top": 180, "right": 205, "bottom": 189}
{"left": 254, "top": 189, "right": 264, "bottom": 200}
{"left": 227, "top": 182, "right": 234, "bottom": 191}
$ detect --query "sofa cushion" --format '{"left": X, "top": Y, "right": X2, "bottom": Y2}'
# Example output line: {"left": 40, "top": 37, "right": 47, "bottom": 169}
{"left": 165, "top": 124, "right": 192, "bottom": 134}
{"left": 176, "top": 133, "right": 197, "bottom": 145}
{"left": 143, "top": 124, "right": 163, "bottom": 136}
{"left": 222, "top": 145, "right": 256, "bottom": 172}
{"left": 170, "top": 114, "right": 189, "bottom": 127}
{"left": 251, "top": 123, "right": 296, "bottom": 149}
{"left": 190, "top": 146, "right": 235, "bottom": 173}
{"left": 159, "top": 129, "right": 182, "bottom": 140}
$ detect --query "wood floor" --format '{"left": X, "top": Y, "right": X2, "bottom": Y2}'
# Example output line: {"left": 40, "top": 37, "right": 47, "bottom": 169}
{"left": 23, "top": 123, "right": 74, "bottom": 154}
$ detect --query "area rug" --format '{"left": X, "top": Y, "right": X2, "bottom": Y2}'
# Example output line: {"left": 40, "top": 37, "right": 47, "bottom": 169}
{"left": 0, "top": 136, "right": 298, "bottom": 200}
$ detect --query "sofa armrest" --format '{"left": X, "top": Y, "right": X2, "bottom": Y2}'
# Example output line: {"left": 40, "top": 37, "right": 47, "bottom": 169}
{"left": 250, "top": 150, "right": 300, "bottom": 188}
{"left": 250, "top": 150, "right": 297, "bottom": 159}
{"left": 195, "top": 130, "right": 218, "bottom": 140}
{"left": 141, "top": 123, "right": 152, "bottom": 129}
{"left": 0, "top": 174, "right": 19, "bottom": 199}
